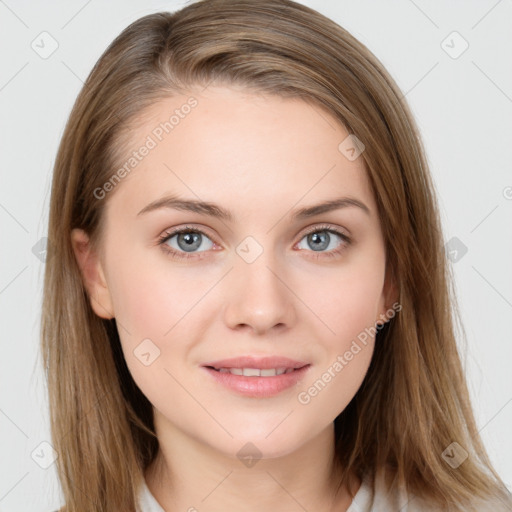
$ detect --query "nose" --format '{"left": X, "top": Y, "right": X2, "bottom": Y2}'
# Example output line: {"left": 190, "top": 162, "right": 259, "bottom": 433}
{"left": 222, "top": 249, "right": 297, "bottom": 335}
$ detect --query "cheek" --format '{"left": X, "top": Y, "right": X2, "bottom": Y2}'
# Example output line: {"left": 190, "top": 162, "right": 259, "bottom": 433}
{"left": 295, "top": 280, "right": 379, "bottom": 421}
{"left": 293, "top": 257, "right": 384, "bottom": 412}
{"left": 107, "top": 249, "right": 209, "bottom": 341}
{"left": 300, "top": 257, "right": 385, "bottom": 347}
{"left": 111, "top": 270, "right": 172, "bottom": 338}
{"left": 105, "top": 252, "right": 220, "bottom": 389}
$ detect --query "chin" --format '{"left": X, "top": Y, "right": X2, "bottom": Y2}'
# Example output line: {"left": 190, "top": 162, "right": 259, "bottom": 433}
{"left": 209, "top": 425, "right": 316, "bottom": 462}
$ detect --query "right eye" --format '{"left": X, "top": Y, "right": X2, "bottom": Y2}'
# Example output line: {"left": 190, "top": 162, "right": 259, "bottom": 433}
{"left": 157, "top": 226, "right": 217, "bottom": 260}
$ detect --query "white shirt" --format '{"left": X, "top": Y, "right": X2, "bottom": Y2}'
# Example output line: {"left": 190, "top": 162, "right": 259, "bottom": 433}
{"left": 136, "top": 471, "right": 439, "bottom": 512}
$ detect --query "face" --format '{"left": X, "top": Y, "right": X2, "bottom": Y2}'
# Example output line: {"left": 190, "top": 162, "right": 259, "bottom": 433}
{"left": 73, "top": 86, "right": 394, "bottom": 460}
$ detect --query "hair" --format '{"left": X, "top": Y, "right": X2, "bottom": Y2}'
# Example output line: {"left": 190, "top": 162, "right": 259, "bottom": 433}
{"left": 41, "top": 0, "right": 511, "bottom": 510}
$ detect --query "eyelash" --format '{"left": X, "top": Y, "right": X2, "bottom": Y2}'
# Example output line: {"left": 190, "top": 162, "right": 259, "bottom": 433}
{"left": 156, "top": 224, "right": 351, "bottom": 261}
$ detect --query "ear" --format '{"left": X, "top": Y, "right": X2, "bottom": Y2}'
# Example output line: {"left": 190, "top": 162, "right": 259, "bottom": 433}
{"left": 71, "top": 228, "right": 115, "bottom": 319}
{"left": 375, "top": 263, "right": 399, "bottom": 327}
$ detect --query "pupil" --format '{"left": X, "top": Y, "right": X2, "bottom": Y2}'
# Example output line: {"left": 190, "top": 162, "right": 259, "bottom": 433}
{"left": 310, "top": 232, "right": 328, "bottom": 251}
{"left": 179, "top": 232, "right": 201, "bottom": 252}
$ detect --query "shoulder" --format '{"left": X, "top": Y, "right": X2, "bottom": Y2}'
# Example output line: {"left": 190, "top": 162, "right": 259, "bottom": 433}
{"left": 369, "top": 468, "right": 437, "bottom": 512}
{"left": 357, "top": 466, "right": 512, "bottom": 512}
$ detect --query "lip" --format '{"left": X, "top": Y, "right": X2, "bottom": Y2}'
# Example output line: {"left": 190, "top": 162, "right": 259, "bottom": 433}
{"left": 202, "top": 356, "right": 309, "bottom": 370}
{"left": 201, "top": 356, "right": 311, "bottom": 398}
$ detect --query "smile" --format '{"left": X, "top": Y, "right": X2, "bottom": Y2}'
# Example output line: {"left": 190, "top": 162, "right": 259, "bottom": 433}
{"left": 213, "top": 367, "right": 296, "bottom": 376}
{"left": 202, "top": 364, "right": 310, "bottom": 397}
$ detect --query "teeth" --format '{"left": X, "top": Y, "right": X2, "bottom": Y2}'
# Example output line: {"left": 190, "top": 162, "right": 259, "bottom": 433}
{"left": 244, "top": 368, "right": 261, "bottom": 377}
{"left": 216, "top": 367, "right": 295, "bottom": 377}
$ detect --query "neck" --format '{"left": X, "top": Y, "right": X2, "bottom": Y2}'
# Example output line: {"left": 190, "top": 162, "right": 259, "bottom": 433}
{"left": 144, "top": 418, "right": 359, "bottom": 512}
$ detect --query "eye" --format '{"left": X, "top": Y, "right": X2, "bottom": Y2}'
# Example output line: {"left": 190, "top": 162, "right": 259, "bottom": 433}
{"left": 157, "top": 223, "right": 351, "bottom": 261}
{"left": 157, "top": 225, "right": 216, "bottom": 260}
{"left": 295, "top": 224, "right": 351, "bottom": 259}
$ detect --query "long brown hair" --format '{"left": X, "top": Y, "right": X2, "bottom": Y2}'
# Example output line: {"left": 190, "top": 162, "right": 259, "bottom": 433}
{"left": 41, "top": 0, "right": 511, "bottom": 510}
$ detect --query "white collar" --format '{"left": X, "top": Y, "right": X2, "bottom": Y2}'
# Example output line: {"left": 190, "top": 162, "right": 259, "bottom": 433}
{"left": 137, "top": 477, "right": 374, "bottom": 512}
{"left": 137, "top": 480, "right": 165, "bottom": 512}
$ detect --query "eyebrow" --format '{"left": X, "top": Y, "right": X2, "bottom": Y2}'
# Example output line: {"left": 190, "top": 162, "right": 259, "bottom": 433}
{"left": 137, "top": 194, "right": 370, "bottom": 221}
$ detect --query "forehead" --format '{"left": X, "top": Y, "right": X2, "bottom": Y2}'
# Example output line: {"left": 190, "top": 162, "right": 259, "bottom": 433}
{"left": 106, "top": 86, "right": 376, "bottom": 221}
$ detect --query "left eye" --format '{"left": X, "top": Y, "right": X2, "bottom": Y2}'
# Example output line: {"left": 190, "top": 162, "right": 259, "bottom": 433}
{"left": 296, "top": 228, "right": 348, "bottom": 253}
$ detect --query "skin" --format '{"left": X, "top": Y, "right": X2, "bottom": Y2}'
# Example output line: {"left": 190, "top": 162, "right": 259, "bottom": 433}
{"left": 72, "top": 86, "right": 397, "bottom": 511}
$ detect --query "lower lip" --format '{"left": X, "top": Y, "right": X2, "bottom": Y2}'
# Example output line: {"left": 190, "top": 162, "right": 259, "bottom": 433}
{"left": 202, "top": 366, "right": 311, "bottom": 398}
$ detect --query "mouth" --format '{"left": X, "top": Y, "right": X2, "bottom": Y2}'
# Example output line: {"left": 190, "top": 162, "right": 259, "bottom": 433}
{"left": 202, "top": 355, "right": 309, "bottom": 371}
{"left": 206, "top": 366, "right": 302, "bottom": 376}
{"left": 201, "top": 356, "right": 311, "bottom": 397}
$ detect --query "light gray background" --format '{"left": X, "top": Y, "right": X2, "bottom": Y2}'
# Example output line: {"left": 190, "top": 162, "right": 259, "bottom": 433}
{"left": 1, "top": 1, "right": 511, "bottom": 510}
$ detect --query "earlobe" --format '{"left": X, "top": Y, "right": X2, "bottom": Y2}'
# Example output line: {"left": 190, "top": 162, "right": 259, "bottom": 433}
{"left": 70, "top": 228, "right": 115, "bottom": 319}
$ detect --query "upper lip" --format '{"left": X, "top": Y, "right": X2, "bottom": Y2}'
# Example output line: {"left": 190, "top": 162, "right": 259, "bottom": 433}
{"left": 202, "top": 356, "right": 309, "bottom": 370}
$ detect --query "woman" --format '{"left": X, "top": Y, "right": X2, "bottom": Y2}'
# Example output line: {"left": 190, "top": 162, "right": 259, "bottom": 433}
{"left": 42, "top": 0, "right": 511, "bottom": 510}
